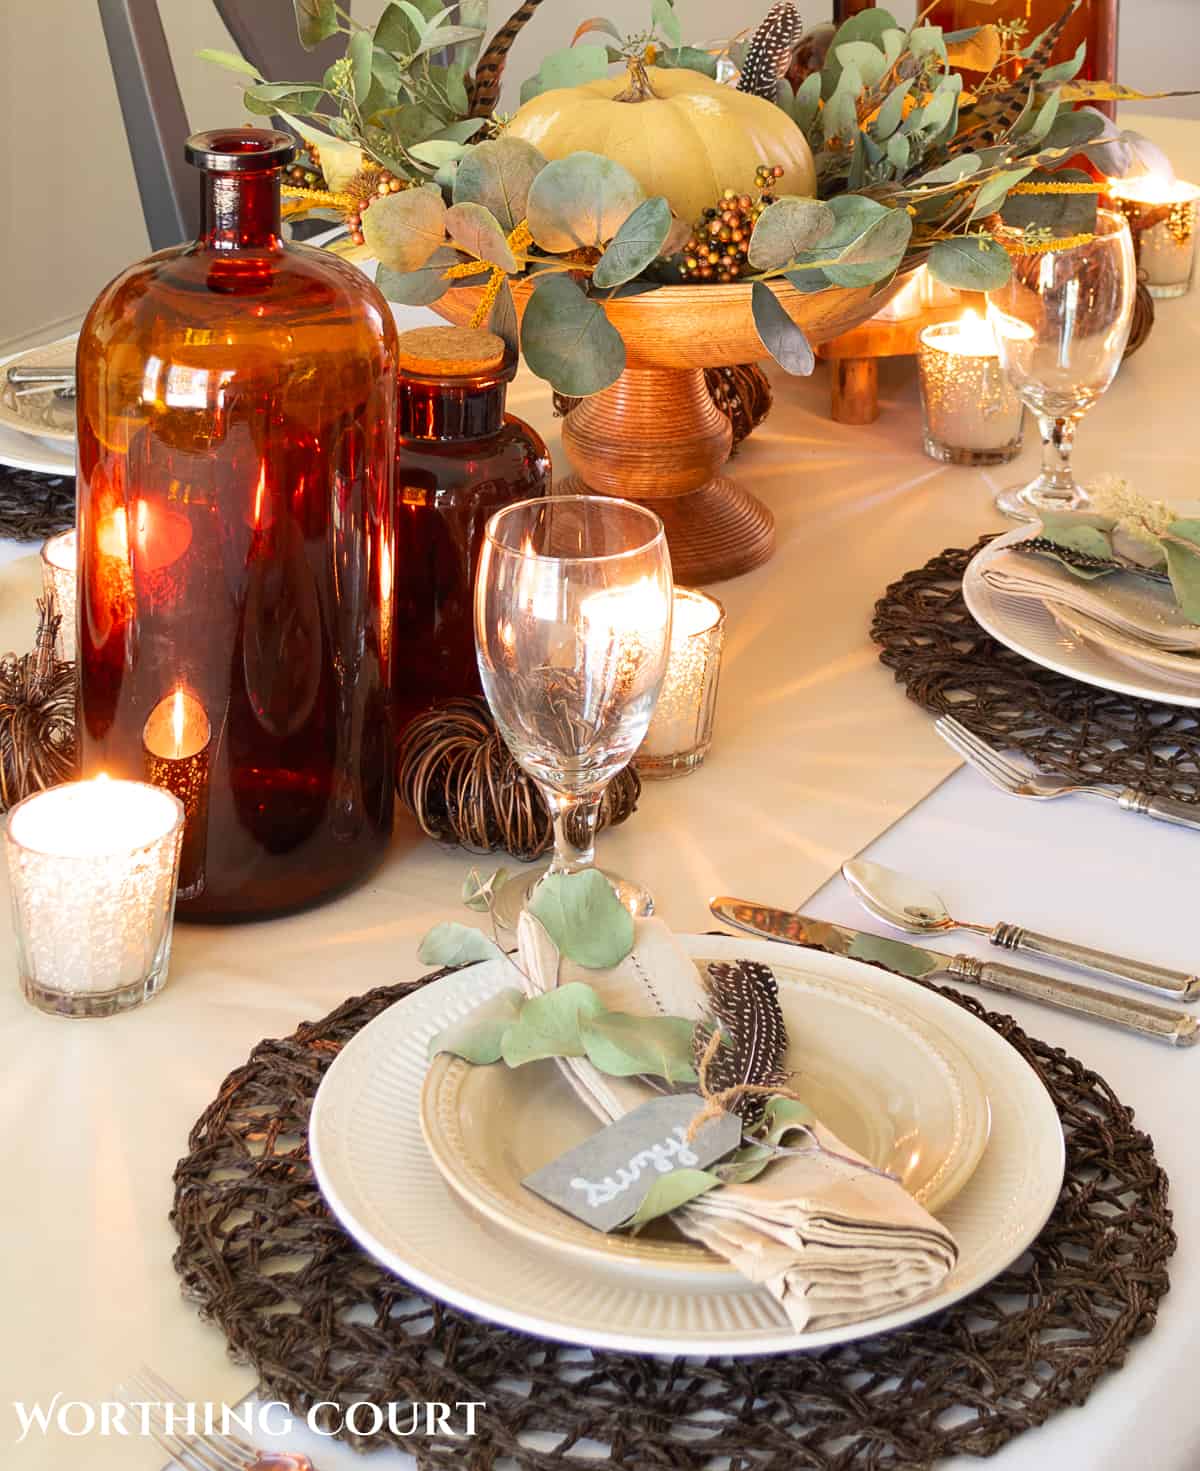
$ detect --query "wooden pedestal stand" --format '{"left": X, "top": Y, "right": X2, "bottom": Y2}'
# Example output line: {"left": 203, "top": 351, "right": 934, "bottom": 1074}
{"left": 438, "top": 276, "right": 906, "bottom": 583}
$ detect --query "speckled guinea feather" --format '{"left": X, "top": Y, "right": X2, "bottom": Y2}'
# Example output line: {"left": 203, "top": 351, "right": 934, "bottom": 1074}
{"left": 694, "top": 959, "right": 789, "bottom": 1120}
{"left": 737, "top": 3, "right": 803, "bottom": 100}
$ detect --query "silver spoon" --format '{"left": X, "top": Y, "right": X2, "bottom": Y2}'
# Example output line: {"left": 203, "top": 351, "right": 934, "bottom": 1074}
{"left": 841, "top": 858, "right": 1200, "bottom": 1001}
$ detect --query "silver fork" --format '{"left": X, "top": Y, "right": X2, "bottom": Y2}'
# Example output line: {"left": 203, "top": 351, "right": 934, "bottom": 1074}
{"left": 114, "top": 1367, "right": 313, "bottom": 1471}
{"left": 935, "top": 715, "right": 1200, "bottom": 832}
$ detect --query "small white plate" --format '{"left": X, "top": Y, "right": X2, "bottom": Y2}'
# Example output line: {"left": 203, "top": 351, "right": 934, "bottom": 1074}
{"left": 420, "top": 959, "right": 992, "bottom": 1283}
{"left": 964, "top": 528, "right": 1200, "bottom": 708}
{"left": 310, "top": 933, "right": 1064, "bottom": 1357}
{"left": 0, "top": 418, "right": 74, "bottom": 476}
{"left": 1048, "top": 602, "right": 1200, "bottom": 691}
{"left": 0, "top": 338, "right": 77, "bottom": 446}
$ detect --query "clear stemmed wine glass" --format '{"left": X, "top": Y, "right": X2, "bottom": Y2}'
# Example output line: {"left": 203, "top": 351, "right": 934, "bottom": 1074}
{"left": 475, "top": 495, "right": 673, "bottom": 924}
{"left": 987, "top": 209, "right": 1136, "bottom": 522}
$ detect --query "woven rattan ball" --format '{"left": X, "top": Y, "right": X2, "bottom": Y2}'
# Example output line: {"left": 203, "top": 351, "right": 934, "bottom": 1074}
{"left": 0, "top": 598, "right": 76, "bottom": 812}
{"left": 396, "top": 697, "right": 640, "bottom": 860}
{"left": 1123, "top": 281, "right": 1155, "bottom": 359}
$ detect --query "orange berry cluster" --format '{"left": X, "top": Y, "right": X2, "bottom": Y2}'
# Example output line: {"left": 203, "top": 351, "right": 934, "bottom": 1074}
{"left": 679, "top": 164, "right": 785, "bottom": 282}
{"left": 345, "top": 168, "right": 405, "bottom": 246}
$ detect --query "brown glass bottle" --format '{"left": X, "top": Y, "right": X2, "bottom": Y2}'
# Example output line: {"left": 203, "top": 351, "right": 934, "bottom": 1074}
{"left": 391, "top": 327, "right": 551, "bottom": 731}
{"left": 76, "top": 129, "right": 397, "bottom": 921}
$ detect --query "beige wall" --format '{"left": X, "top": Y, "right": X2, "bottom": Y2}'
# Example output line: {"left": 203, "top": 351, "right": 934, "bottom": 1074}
{"left": 1, "top": 0, "right": 1197, "bottom": 355}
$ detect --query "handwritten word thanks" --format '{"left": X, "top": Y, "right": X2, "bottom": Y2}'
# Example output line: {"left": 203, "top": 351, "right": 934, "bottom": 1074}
{"left": 569, "top": 1126, "right": 701, "bottom": 1208}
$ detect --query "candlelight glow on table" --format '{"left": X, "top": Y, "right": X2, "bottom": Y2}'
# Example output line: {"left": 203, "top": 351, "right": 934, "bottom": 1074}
{"left": 5, "top": 776, "right": 184, "bottom": 1017}
{"left": 39, "top": 529, "right": 76, "bottom": 662}
{"left": 636, "top": 588, "right": 725, "bottom": 778}
{"left": 1108, "top": 175, "right": 1200, "bottom": 299}
{"left": 143, "top": 687, "right": 212, "bottom": 901}
{"left": 917, "top": 311, "right": 1024, "bottom": 467}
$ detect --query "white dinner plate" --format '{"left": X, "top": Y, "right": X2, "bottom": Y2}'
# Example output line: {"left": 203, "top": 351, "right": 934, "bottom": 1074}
{"left": 963, "top": 527, "right": 1200, "bottom": 708}
{"left": 310, "top": 933, "right": 1064, "bottom": 1356}
{"left": 0, "top": 337, "right": 77, "bottom": 446}
{"left": 419, "top": 955, "right": 992, "bottom": 1284}
{"left": 1048, "top": 602, "right": 1200, "bottom": 690}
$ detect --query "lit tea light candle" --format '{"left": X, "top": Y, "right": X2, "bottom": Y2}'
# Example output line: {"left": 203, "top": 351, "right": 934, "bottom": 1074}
{"left": 636, "top": 588, "right": 725, "bottom": 779}
{"left": 872, "top": 264, "right": 960, "bottom": 322}
{"left": 5, "top": 776, "right": 184, "bottom": 1017}
{"left": 917, "top": 311, "right": 1024, "bottom": 466}
{"left": 39, "top": 529, "right": 76, "bottom": 662}
{"left": 1108, "top": 175, "right": 1200, "bottom": 299}
{"left": 143, "top": 687, "right": 212, "bottom": 901}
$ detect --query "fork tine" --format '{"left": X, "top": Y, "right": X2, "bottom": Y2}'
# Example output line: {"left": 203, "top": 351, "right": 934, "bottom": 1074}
{"left": 935, "top": 716, "right": 1031, "bottom": 784}
{"left": 116, "top": 1383, "right": 226, "bottom": 1471}
{"left": 128, "top": 1372, "right": 246, "bottom": 1471}
{"left": 935, "top": 720, "right": 1023, "bottom": 792}
{"left": 137, "top": 1366, "right": 256, "bottom": 1459}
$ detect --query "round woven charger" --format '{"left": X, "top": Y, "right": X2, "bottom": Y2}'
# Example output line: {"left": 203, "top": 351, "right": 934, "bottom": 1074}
{"left": 873, "top": 535, "right": 1200, "bottom": 800}
{"left": 172, "top": 965, "right": 1173, "bottom": 1470}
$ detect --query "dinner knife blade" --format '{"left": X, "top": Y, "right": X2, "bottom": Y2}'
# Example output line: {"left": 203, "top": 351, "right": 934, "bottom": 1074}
{"left": 709, "top": 896, "right": 1200, "bottom": 1048}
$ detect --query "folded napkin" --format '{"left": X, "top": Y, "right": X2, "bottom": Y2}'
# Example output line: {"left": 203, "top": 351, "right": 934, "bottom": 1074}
{"left": 982, "top": 544, "right": 1200, "bottom": 652}
{"left": 516, "top": 915, "right": 958, "bottom": 1334}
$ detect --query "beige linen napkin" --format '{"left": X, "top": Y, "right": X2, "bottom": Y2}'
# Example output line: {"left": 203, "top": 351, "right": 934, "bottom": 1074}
{"left": 515, "top": 914, "right": 958, "bottom": 1333}
{"left": 981, "top": 545, "right": 1200, "bottom": 652}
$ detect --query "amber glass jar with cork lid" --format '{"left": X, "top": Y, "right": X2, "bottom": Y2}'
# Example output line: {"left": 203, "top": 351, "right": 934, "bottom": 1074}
{"left": 391, "top": 325, "right": 551, "bottom": 729}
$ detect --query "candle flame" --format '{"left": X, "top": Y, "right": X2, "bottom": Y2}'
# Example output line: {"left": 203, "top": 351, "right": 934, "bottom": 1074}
{"left": 1110, "top": 173, "right": 1198, "bottom": 207}
{"left": 252, "top": 463, "right": 267, "bottom": 530}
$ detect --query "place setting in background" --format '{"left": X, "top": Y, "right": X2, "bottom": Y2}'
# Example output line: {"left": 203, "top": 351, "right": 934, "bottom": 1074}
{"left": 3, "top": 0, "right": 1199, "bottom": 1466}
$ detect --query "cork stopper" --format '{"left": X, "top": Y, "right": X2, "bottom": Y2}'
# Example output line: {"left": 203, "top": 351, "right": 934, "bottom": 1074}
{"left": 395, "top": 326, "right": 506, "bottom": 376}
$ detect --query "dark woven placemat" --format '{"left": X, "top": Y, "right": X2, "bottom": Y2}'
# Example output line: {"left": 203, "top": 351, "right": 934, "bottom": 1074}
{"left": 171, "top": 968, "right": 1173, "bottom": 1470}
{"left": 0, "top": 465, "right": 74, "bottom": 541}
{"left": 873, "top": 535, "right": 1200, "bottom": 801}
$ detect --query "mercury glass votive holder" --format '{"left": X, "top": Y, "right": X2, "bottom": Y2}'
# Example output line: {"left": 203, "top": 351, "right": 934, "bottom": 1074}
{"left": 5, "top": 778, "right": 185, "bottom": 1017}
{"left": 39, "top": 529, "right": 76, "bottom": 662}
{"left": 635, "top": 588, "right": 725, "bottom": 779}
{"left": 1108, "top": 178, "right": 1200, "bottom": 299}
{"left": 918, "top": 319, "right": 1024, "bottom": 466}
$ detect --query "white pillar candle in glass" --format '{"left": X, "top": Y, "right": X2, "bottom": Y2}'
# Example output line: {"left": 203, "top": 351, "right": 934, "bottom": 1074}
{"left": 636, "top": 588, "right": 725, "bottom": 778}
{"left": 917, "top": 312, "right": 1024, "bottom": 466}
{"left": 5, "top": 777, "right": 184, "bottom": 1017}
{"left": 1108, "top": 176, "right": 1200, "bottom": 299}
{"left": 39, "top": 529, "right": 76, "bottom": 662}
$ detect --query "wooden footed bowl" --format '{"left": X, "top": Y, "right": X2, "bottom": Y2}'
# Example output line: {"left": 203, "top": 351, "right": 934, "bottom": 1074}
{"left": 436, "top": 276, "right": 905, "bottom": 584}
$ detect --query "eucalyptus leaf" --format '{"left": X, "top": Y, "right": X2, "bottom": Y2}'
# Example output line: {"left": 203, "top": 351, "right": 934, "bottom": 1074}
{"left": 751, "top": 281, "right": 815, "bottom": 376}
{"left": 1010, "top": 85, "right": 1040, "bottom": 138}
{"left": 881, "top": 27, "right": 905, "bottom": 66}
{"left": 916, "top": 154, "right": 980, "bottom": 186}
{"left": 520, "top": 43, "right": 609, "bottom": 104}
{"left": 1164, "top": 521, "right": 1200, "bottom": 623}
{"left": 1026, "top": 91, "right": 1062, "bottom": 145}
{"left": 198, "top": 48, "right": 261, "bottom": 79}
{"left": 823, "top": 61, "right": 863, "bottom": 143}
{"left": 245, "top": 83, "right": 323, "bottom": 116}
{"left": 409, "top": 139, "right": 468, "bottom": 167}
{"left": 784, "top": 267, "right": 833, "bottom": 293}
{"left": 1041, "top": 108, "right": 1107, "bottom": 154}
{"left": 761, "top": 1096, "right": 818, "bottom": 1143}
{"left": 375, "top": 246, "right": 458, "bottom": 305}
{"left": 908, "top": 25, "right": 947, "bottom": 61}
{"left": 580, "top": 1012, "right": 699, "bottom": 1083}
{"left": 624, "top": 1168, "right": 720, "bottom": 1227}
{"left": 1039, "top": 41, "right": 1087, "bottom": 87}
{"left": 362, "top": 182, "right": 447, "bottom": 272}
{"left": 909, "top": 76, "right": 960, "bottom": 138}
{"left": 527, "top": 152, "right": 645, "bottom": 253}
{"left": 872, "top": 80, "right": 913, "bottom": 141}
{"left": 716, "top": 1142, "right": 775, "bottom": 1185}
{"left": 417, "top": 920, "right": 503, "bottom": 967}
{"left": 375, "top": 1, "right": 421, "bottom": 53}
{"left": 823, "top": 7, "right": 898, "bottom": 96}
{"left": 835, "top": 40, "right": 888, "bottom": 90}
{"left": 593, "top": 196, "right": 672, "bottom": 288}
{"left": 432, "top": 117, "right": 487, "bottom": 144}
{"left": 445, "top": 59, "right": 471, "bottom": 114}
{"left": 527, "top": 868, "right": 635, "bottom": 967}
{"left": 455, "top": 0, "right": 489, "bottom": 67}
{"left": 444, "top": 201, "right": 517, "bottom": 271}
{"left": 969, "top": 166, "right": 1035, "bottom": 221}
{"left": 1038, "top": 511, "right": 1117, "bottom": 561}
{"left": 294, "top": 0, "right": 337, "bottom": 50}
{"left": 833, "top": 205, "right": 911, "bottom": 267}
{"left": 462, "top": 866, "right": 509, "bottom": 911}
{"left": 501, "top": 982, "right": 605, "bottom": 1066}
{"left": 886, "top": 133, "right": 910, "bottom": 172}
{"left": 349, "top": 29, "right": 374, "bottom": 103}
{"left": 419, "top": 23, "right": 485, "bottom": 55}
{"left": 489, "top": 276, "right": 519, "bottom": 356}
{"left": 747, "top": 196, "right": 836, "bottom": 271}
{"left": 428, "top": 988, "right": 524, "bottom": 1063}
{"left": 652, "top": 0, "right": 682, "bottom": 49}
{"left": 657, "top": 45, "right": 718, "bottom": 78}
{"left": 453, "top": 136, "right": 547, "bottom": 234}
{"left": 927, "top": 233, "right": 1012, "bottom": 291}
{"left": 792, "top": 71, "right": 822, "bottom": 135}
{"left": 279, "top": 113, "right": 364, "bottom": 192}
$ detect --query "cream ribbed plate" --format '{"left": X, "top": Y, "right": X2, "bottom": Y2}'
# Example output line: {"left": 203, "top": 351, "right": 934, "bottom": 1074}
{"left": 309, "top": 934, "right": 1063, "bottom": 1356}
{"left": 963, "top": 527, "right": 1200, "bottom": 708}
{"left": 0, "top": 338, "right": 77, "bottom": 446}
{"left": 418, "top": 957, "right": 991, "bottom": 1283}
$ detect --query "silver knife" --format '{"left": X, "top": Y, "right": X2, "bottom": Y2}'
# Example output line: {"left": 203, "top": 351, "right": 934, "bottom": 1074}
{"left": 709, "top": 897, "right": 1200, "bottom": 1048}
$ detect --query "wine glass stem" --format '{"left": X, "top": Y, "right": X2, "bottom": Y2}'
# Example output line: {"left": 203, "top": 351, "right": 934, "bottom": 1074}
{"left": 1035, "top": 413, "right": 1080, "bottom": 504}
{"left": 542, "top": 788, "right": 602, "bottom": 875}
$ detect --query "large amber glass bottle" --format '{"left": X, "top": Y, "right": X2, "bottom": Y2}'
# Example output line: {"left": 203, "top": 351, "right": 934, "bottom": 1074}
{"left": 76, "top": 129, "right": 397, "bottom": 921}
{"left": 391, "top": 326, "right": 551, "bottom": 730}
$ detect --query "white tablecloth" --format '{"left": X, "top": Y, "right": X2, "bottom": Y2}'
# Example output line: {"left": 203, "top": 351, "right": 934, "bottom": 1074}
{"left": 1, "top": 115, "right": 1198, "bottom": 1471}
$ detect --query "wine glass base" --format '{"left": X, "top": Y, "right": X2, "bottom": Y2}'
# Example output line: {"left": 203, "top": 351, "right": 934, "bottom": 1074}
{"left": 493, "top": 867, "right": 655, "bottom": 932}
{"left": 994, "top": 481, "right": 1092, "bottom": 523}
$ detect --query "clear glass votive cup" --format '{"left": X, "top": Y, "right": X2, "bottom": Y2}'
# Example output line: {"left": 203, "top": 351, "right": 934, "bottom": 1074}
{"left": 918, "top": 318, "right": 1024, "bottom": 466}
{"left": 635, "top": 588, "right": 725, "bottom": 779}
{"left": 1108, "top": 178, "right": 1200, "bottom": 299}
{"left": 40, "top": 529, "right": 76, "bottom": 662}
{"left": 5, "top": 778, "right": 185, "bottom": 1017}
